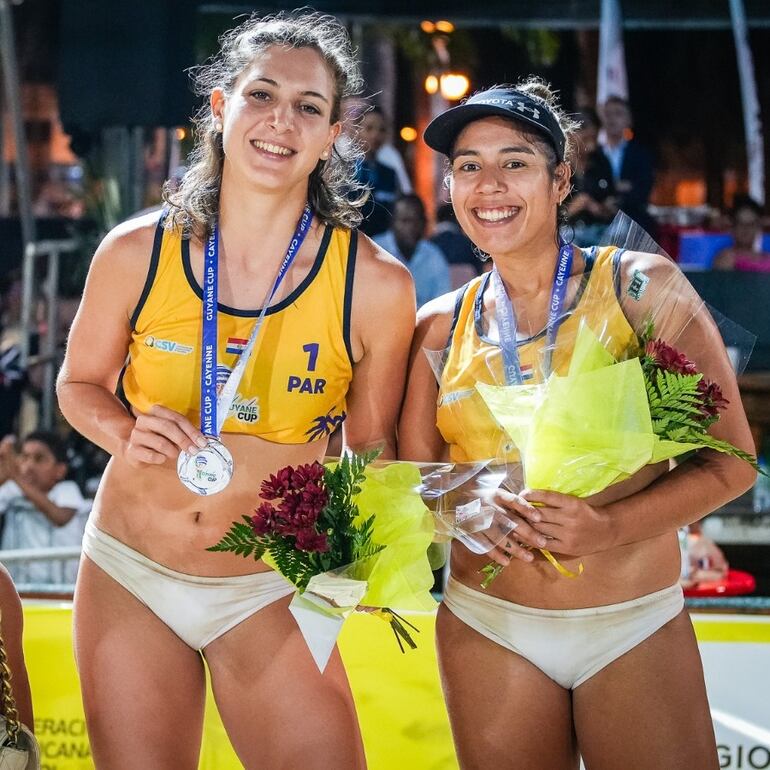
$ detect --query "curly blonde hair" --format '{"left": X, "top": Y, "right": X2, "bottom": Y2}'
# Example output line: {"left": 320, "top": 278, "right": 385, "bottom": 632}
{"left": 163, "top": 11, "right": 366, "bottom": 238}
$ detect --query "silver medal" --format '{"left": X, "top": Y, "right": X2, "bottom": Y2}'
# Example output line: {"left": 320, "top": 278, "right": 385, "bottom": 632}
{"left": 177, "top": 438, "right": 234, "bottom": 496}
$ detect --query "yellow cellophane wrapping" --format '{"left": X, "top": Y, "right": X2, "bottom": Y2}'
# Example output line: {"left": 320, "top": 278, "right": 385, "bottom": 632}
{"left": 476, "top": 324, "right": 704, "bottom": 501}
{"left": 350, "top": 462, "right": 437, "bottom": 612}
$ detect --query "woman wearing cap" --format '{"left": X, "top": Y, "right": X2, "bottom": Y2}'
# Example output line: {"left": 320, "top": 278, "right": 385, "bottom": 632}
{"left": 56, "top": 12, "right": 414, "bottom": 769}
{"left": 399, "top": 78, "right": 755, "bottom": 769}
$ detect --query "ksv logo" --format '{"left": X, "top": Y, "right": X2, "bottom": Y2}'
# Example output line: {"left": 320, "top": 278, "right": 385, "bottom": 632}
{"left": 144, "top": 336, "right": 193, "bottom": 355}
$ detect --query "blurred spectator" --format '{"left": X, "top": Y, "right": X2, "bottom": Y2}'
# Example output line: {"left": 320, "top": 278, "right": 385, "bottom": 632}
{"left": 0, "top": 329, "right": 24, "bottom": 438}
{"left": 66, "top": 432, "right": 110, "bottom": 498}
{"left": 431, "top": 203, "right": 478, "bottom": 269}
{"left": 431, "top": 203, "right": 481, "bottom": 289}
{"left": 377, "top": 144, "right": 413, "bottom": 195}
{"left": 355, "top": 106, "right": 403, "bottom": 237}
{"left": 0, "top": 281, "right": 26, "bottom": 437}
{"left": 375, "top": 194, "right": 451, "bottom": 307}
{"left": 680, "top": 523, "right": 729, "bottom": 589}
{"left": 600, "top": 96, "right": 655, "bottom": 233}
{"left": 0, "top": 431, "right": 86, "bottom": 585}
{"left": 713, "top": 196, "right": 770, "bottom": 272}
{"left": 32, "top": 178, "right": 83, "bottom": 219}
{"left": 568, "top": 109, "right": 617, "bottom": 246}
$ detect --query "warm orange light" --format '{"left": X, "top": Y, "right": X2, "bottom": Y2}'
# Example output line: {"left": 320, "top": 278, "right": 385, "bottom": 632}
{"left": 420, "top": 20, "right": 435, "bottom": 33}
{"left": 400, "top": 126, "right": 418, "bottom": 142}
{"left": 674, "top": 179, "right": 707, "bottom": 207}
{"left": 440, "top": 73, "right": 470, "bottom": 101}
{"left": 424, "top": 75, "right": 439, "bottom": 95}
{"left": 175, "top": 127, "right": 187, "bottom": 141}
{"left": 435, "top": 20, "right": 455, "bottom": 33}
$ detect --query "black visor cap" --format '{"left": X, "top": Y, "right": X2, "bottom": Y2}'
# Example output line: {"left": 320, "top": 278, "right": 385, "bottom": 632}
{"left": 424, "top": 88, "right": 566, "bottom": 161}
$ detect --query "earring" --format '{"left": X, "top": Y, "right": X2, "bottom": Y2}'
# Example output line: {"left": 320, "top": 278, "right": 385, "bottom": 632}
{"left": 214, "top": 120, "right": 223, "bottom": 132}
{"left": 320, "top": 151, "right": 330, "bottom": 160}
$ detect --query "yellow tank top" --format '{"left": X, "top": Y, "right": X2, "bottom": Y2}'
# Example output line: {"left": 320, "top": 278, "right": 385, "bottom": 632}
{"left": 436, "top": 246, "right": 637, "bottom": 462}
{"left": 121, "top": 213, "right": 356, "bottom": 444}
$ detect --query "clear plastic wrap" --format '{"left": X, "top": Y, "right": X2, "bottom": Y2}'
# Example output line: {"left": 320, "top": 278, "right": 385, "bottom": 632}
{"left": 424, "top": 212, "right": 759, "bottom": 582}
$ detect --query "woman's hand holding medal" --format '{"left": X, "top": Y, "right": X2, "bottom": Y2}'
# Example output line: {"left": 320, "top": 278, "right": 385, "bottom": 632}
{"left": 124, "top": 404, "right": 208, "bottom": 468}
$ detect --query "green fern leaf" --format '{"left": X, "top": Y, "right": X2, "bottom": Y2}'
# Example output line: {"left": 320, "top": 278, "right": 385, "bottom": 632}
{"left": 206, "top": 516, "right": 266, "bottom": 561}
{"left": 680, "top": 432, "right": 761, "bottom": 471}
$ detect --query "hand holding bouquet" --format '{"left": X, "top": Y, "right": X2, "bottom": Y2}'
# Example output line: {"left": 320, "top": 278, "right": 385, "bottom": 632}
{"left": 475, "top": 319, "right": 761, "bottom": 587}
{"left": 208, "top": 450, "right": 436, "bottom": 670}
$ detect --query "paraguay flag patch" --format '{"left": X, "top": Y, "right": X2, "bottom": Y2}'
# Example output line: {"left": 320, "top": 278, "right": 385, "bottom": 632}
{"left": 520, "top": 362, "right": 534, "bottom": 381}
{"left": 226, "top": 337, "right": 248, "bottom": 356}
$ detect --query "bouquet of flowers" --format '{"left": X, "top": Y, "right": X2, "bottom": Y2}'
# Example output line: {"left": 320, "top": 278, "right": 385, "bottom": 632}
{"left": 474, "top": 318, "right": 761, "bottom": 586}
{"left": 208, "top": 450, "right": 436, "bottom": 670}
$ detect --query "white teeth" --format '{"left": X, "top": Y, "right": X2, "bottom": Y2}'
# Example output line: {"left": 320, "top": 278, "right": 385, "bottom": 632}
{"left": 475, "top": 207, "right": 516, "bottom": 222}
{"left": 252, "top": 140, "right": 293, "bottom": 156}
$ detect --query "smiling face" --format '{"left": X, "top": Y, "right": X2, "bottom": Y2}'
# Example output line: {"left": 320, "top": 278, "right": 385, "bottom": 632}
{"left": 211, "top": 45, "right": 341, "bottom": 194}
{"left": 449, "top": 116, "right": 570, "bottom": 261}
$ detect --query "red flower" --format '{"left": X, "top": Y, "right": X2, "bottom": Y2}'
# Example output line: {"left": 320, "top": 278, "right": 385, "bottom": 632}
{"left": 260, "top": 467, "right": 293, "bottom": 500}
{"left": 251, "top": 502, "right": 276, "bottom": 536}
{"left": 254, "top": 460, "right": 330, "bottom": 543}
{"left": 291, "top": 462, "right": 326, "bottom": 489}
{"left": 295, "top": 528, "right": 329, "bottom": 553}
{"left": 696, "top": 378, "right": 729, "bottom": 420}
{"left": 645, "top": 339, "right": 698, "bottom": 375}
{"left": 300, "top": 481, "right": 328, "bottom": 516}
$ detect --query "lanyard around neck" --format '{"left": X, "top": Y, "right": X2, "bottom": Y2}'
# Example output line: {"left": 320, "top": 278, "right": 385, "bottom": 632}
{"left": 491, "top": 241, "right": 574, "bottom": 386}
{"left": 199, "top": 205, "right": 314, "bottom": 437}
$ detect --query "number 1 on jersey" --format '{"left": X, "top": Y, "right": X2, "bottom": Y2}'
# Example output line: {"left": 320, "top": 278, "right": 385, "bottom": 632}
{"left": 303, "top": 343, "right": 320, "bottom": 372}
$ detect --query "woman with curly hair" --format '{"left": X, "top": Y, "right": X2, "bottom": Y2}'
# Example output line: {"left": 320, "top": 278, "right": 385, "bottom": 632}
{"left": 57, "top": 12, "right": 414, "bottom": 768}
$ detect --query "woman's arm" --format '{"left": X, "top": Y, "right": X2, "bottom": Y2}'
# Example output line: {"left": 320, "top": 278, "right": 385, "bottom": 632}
{"left": 57, "top": 215, "right": 207, "bottom": 467}
{"left": 397, "top": 296, "right": 455, "bottom": 463}
{"left": 398, "top": 295, "right": 545, "bottom": 563}
{"left": 342, "top": 237, "right": 416, "bottom": 461}
{"left": 0, "top": 564, "right": 32, "bottom": 729}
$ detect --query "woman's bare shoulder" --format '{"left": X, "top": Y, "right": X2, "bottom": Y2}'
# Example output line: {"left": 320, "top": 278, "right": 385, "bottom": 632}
{"left": 83, "top": 211, "right": 168, "bottom": 311}
{"left": 415, "top": 290, "right": 463, "bottom": 350}
{"left": 352, "top": 231, "right": 416, "bottom": 314}
{"left": 355, "top": 231, "right": 413, "bottom": 285}
{"left": 95, "top": 211, "right": 165, "bottom": 269}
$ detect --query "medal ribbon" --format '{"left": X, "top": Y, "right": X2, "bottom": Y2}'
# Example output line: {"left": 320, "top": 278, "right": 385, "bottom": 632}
{"left": 200, "top": 205, "right": 313, "bottom": 437}
{"left": 491, "top": 240, "right": 573, "bottom": 385}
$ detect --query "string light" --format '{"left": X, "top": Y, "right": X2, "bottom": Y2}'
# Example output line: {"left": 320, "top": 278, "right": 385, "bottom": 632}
{"left": 440, "top": 73, "right": 470, "bottom": 101}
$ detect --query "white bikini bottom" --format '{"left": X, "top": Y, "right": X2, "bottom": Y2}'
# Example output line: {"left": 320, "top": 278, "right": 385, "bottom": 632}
{"left": 443, "top": 576, "right": 684, "bottom": 689}
{"left": 81, "top": 521, "right": 294, "bottom": 650}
